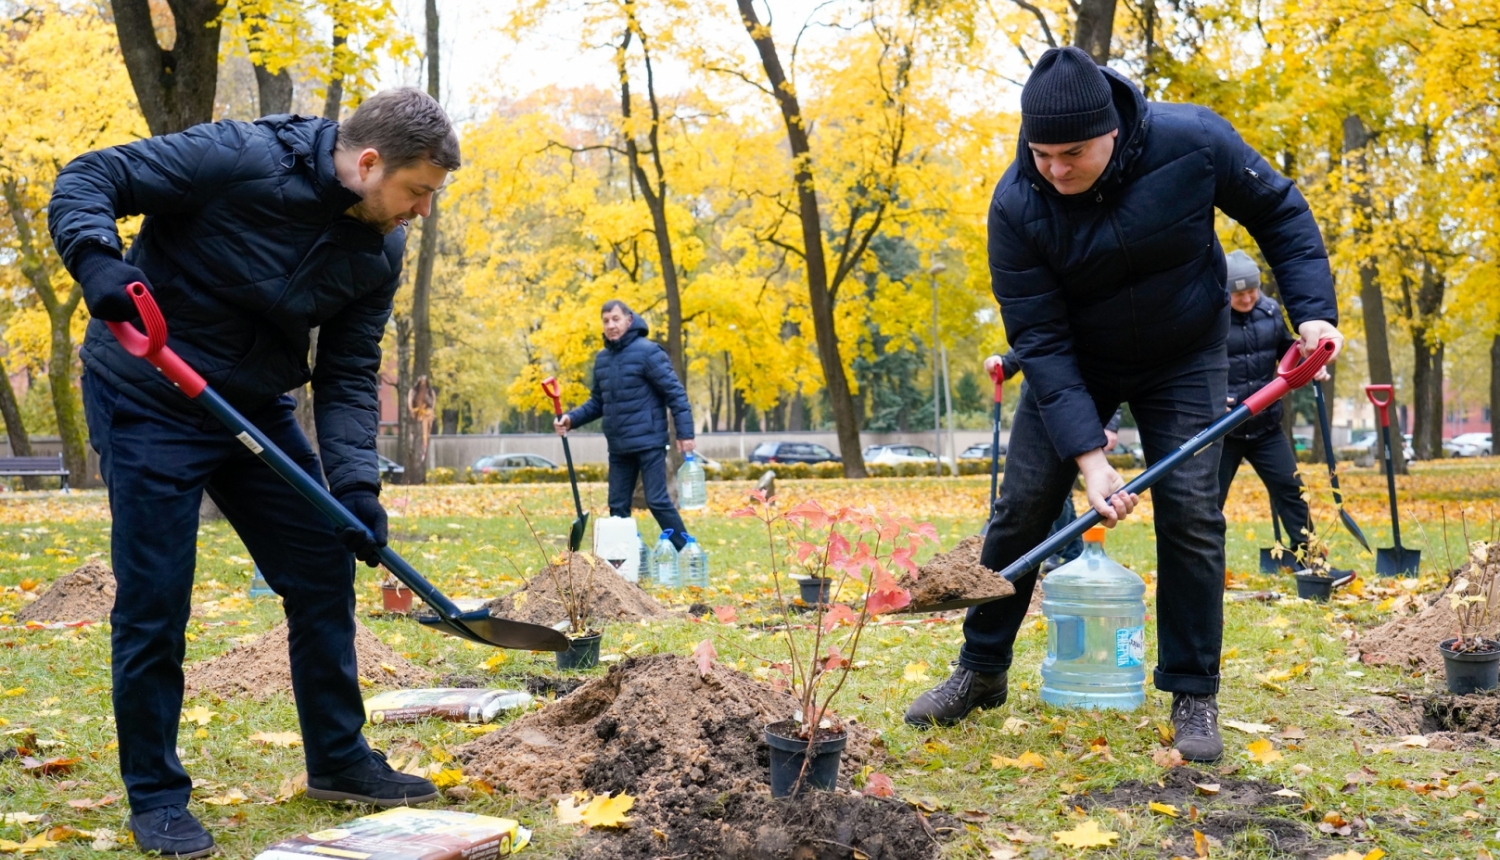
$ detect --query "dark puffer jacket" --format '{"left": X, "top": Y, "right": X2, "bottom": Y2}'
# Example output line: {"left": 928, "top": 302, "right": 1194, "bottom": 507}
{"left": 988, "top": 68, "right": 1336, "bottom": 460}
{"left": 565, "top": 315, "right": 693, "bottom": 454}
{"left": 1227, "top": 295, "right": 1297, "bottom": 438}
{"left": 48, "top": 115, "right": 402, "bottom": 495}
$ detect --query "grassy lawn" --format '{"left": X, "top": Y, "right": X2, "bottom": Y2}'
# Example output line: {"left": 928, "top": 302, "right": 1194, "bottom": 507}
{"left": 0, "top": 459, "right": 1497, "bottom": 858}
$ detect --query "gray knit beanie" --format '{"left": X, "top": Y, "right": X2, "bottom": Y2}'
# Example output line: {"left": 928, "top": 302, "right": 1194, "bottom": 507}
{"left": 1020, "top": 47, "right": 1119, "bottom": 144}
{"left": 1225, "top": 250, "right": 1261, "bottom": 293}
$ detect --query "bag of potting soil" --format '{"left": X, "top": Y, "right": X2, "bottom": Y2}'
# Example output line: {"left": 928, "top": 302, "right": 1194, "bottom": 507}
{"left": 253, "top": 807, "right": 530, "bottom": 860}
{"left": 364, "top": 688, "right": 531, "bottom": 725}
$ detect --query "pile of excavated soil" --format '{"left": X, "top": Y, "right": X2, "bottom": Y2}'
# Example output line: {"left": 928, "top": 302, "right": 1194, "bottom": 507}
{"left": 17, "top": 561, "right": 116, "bottom": 622}
{"left": 485, "top": 554, "right": 666, "bottom": 627}
{"left": 898, "top": 536, "right": 1014, "bottom": 608}
{"left": 184, "top": 620, "right": 433, "bottom": 699}
{"left": 1357, "top": 575, "right": 1500, "bottom": 674}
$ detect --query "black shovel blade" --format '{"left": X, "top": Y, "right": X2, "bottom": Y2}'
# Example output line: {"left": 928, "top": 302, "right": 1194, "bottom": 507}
{"left": 901, "top": 595, "right": 1004, "bottom": 614}
{"left": 568, "top": 512, "right": 590, "bottom": 553}
{"left": 1375, "top": 547, "right": 1421, "bottom": 578}
{"left": 1340, "top": 509, "right": 1371, "bottom": 551}
{"left": 418, "top": 610, "right": 570, "bottom": 651}
{"left": 1259, "top": 548, "right": 1294, "bottom": 574}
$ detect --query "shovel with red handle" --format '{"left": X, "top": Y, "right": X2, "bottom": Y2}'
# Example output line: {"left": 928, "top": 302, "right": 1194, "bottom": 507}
{"left": 988, "top": 362, "right": 1004, "bottom": 516}
{"left": 1364, "top": 384, "right": 1420, "bottom": 577}
{"left": 540, "top": 377, "right": 589, "bottom": 553}
{"left": 904, "top": 339, "right": 1338, "bottom": 612}
{"left": 105, "top": 283, "right": 568, "bottom": 651}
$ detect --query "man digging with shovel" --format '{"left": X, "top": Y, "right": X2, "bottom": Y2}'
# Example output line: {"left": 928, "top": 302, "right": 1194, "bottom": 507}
{"left": 49, "top": 89, "right": 457, "bottom": 857}
{"left": 904, "top": 47, "right": 1344, "bottom": 763}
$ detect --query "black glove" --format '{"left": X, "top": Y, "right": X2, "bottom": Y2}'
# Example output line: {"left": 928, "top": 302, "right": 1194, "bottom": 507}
{"left": 73, "top": 244, "right": 152, "bottom": 322}
{"left": 335, "top": 488, "right": 388, "bottom": 567}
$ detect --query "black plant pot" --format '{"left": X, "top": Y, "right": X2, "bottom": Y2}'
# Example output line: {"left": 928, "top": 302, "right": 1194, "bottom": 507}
{"left": 797, "top": 577, "right": 833, "bottom": 606}
{"left": 556, "top": 632, "right": 602, "bottom": 671}
{"left": 1439, "top": 638, "right": 1500, "bottom": 695}
{"left": 765, "top": 719, "right": 847, "bottom": 798}
{"left": 1294, "top": 572, "right": 1335, "bottom": 602}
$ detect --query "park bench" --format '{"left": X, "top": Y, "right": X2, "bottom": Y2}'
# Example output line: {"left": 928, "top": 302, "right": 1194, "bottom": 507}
{"left": 0, "top": 455, "right": 70, "bottom": 491}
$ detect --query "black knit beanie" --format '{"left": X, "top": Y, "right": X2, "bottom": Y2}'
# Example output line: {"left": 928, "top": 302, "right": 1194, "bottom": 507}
{"left": 1021, "top": 46, "right": 1119, "bottom": 144}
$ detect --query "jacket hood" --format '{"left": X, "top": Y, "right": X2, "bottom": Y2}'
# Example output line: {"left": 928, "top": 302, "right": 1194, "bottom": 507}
{"left": 1018, "top": 67, "right": 1151, "bottom": 199}
{"left": 256, "top": 114, "right": 361, "bottom": 213}
{"left": 606, "top": 312, "right": 650, "bottom": 352}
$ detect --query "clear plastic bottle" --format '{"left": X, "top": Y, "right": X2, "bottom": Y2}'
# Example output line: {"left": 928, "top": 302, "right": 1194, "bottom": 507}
{"left": 637, "top": 531, "right": 655, "bottom": 587}
{"left": 652, "top": 530, "right": 680, "bottom": 588}
{"left": 248, "top": 565, "right": 274, "bottom": 599}
{"left": 1040, "top": 526, "right": 1146, "bottom": 710}
{"left": 678, "top": 534, "right": 709, "bottom": 589}
{"left": 677, "top": 453, "right": 707, "bottom": 511}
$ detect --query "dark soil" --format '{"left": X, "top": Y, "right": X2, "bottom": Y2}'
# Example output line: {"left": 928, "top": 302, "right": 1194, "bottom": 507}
{"left": 1360, "top": 690, "right": 1500, "bottom": 749}
{"left": 522, "top": 675, "right": 585, "bottom": 699}
{"left": 898, "top": 536, "right": 1014, "bottom": 609}
{"left": 1072, "top": 767, "right": 1314, "bottom": 858}
{"left": 17, "top": 561, "right": 116, "bottom": 622}
{"left": 484, "top": 554, "right": 666, "bottom": 627}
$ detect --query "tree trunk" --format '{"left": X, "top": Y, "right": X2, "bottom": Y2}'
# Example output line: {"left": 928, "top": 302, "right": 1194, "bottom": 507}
{"left": 394, "top": 314, "right": 412, "bottom": 466}
{"left": 110, "top": 0, "right": 226, "bottom": 135}
{"left": 1410, "top": 260, "right": 1445, "bottom": 461}
{"left": 400, "top": 0, "right": 441, "bottom": 484}
{"left": 244, "top": 0, "right": 294, "bottom": 118}
{"left": 1491, "top": 334, "right": 1499, "bottom": 444}
{"left": 1342, "top": 114, "right": 1405, "bottom": 473}
{"left": 323, "top": 25, "right": 347, "bottom": 120}
{"left": 736, "top": 0, "right": 867, "bottom": 476}
{"left": 1072, "top": 0, "right": 1117, "bottom": 64}
{"left": 0, "top": 365, "right": 38, "bottom": 490}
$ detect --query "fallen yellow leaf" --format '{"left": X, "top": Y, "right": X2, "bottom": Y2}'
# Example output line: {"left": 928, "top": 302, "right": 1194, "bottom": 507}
{"left": 249, "top": 731, "right": 303, "bottom": 748}
{"left": 580, "top": 793, "right": 634, "bottom": 828}
{"left": 1247, "top": 739, "right": 1282, "bottom": 764}
{"left": 902, "top": 662, "right": 931, "bottom": 683}
{"left": 1149, "top": 801, "right": 1180, "bottom": 817}
{"left": 202, "top": 788, "right": 249, "bottom": 806}
{"left": 181, "top": 706, "right": 216, "bottom": 726}
{"left": 1051, "top": 820, "right": 1117, "bottom": 849}
{"left": 432, "top": 768, "right": 464, "bottom": 789}
{"left": 1193, "top": 829, "right": 1209, "bottom": 858}
{"left": 990, "top": 751, "right": 1046, "bottom": 771}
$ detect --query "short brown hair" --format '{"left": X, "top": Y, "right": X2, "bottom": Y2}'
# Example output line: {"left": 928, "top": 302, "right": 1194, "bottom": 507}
{"left": 338, "top": 88, "right": 461, "bottom": 171}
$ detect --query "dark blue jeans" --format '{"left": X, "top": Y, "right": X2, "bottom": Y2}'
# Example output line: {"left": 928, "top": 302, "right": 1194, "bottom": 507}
{"left": 961, "top": 322, "right": 1229, "bottom": 695}
{"left": 607, "top": 445, "right": 687, "bottom": 548}
{"left": 83, "top": 373, "right": 369, "bottom": 814}
{"left": 1219, "top": 426, "right": 1310, "bottom": 554}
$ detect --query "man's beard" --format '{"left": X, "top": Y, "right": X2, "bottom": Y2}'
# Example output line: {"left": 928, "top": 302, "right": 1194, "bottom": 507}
{"left": 347, "top": 198, "right": 404, "bottom": 234}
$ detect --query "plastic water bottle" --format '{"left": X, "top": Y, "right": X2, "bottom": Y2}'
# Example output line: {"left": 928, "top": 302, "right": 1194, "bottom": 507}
{"left": 678, "top": 534, "right": 709, "bottom": 589}
{"left": 677, "top": 453, "right": 707, "bottom": 511}
{"left": 1040, "top": 526, "right": 1146, "bottom": 710}
{"left": 652, "top": 530, "right": 680, "bottom": 588}
{"left": 248, "top": 565, "right": 274, "bottom": 599}
{"left": 637, "top": 532, "right": 655, "bottom": 586}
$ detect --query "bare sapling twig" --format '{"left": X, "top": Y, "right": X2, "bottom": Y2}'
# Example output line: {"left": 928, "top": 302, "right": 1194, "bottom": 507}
{"left": 1449, "top": 534, "right": 1498, "bottom": 653}
{"left": 518, "top": 506, "right": 593, "bottom": 636}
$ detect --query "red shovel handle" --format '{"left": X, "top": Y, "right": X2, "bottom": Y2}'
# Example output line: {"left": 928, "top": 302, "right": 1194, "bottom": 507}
{"left": 988, "top": 362, "right": 1004, "bottom": 404}
{"left": 1241, "top": 339, "right": 1336, "bottom": 415}
{"left": 1364, "top": 384, "right": 1393, "bottom": 426}
{"left": 104, "top": 283, "right": 206, "bottom": 397}
{"left": 540, "top": 377, "right": 563, "bottom": 417}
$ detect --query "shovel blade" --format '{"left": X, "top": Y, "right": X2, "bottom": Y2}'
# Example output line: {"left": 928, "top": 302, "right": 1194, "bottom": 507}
{"left": 568, "top": 513, "right": 590, "bottom": 553}
{"left": 1340, "top": 509, "right": 1371, "bottom": 551}
{"left": 418, "top": 610, "right": 570, "bottom": 651}
{"left": 1259, "top": 548, "right": 1294, "bottom": 574}
{"left": 1375, "top": 547, "right": 1421, "bottom": 578}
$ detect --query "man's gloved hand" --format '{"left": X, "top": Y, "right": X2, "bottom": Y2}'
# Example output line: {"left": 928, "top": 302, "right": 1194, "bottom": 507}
{"left": 334, "top": 489, "right": 388, "bottom": 566}
{"left": 73, "top": 245, "right": 152, "bottom": 322}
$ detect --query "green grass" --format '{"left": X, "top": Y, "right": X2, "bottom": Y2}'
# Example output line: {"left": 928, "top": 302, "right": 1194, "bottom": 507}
{"left": 0, "top": 468, "right": 1497, "bottom": 858}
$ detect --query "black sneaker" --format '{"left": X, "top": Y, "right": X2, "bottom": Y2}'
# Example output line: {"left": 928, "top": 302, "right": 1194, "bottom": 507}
{"left": 306, "top": 750, "right": 440, "bottom": 807}
{"left": 903, "top": 666, "right": 1008, "bottom": 728}
{"left": 1170, "top": 693, "right": 1223, "bottom": 762}
{"left": 128, "top": 805, "right": 217, "bottom": 859}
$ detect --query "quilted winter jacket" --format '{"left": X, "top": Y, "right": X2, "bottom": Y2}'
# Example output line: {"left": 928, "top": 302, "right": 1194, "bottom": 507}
{"left": 565, "top": 316, "right": 694, "bottom": 454}
{"left": 48, "top": 115, "right": 402, "bottom": 495}
{"left": 988, "top": 68, "right": 1336, "bottom": 461}
{"left": 1227, "top": 295, "right": 1297, "bottom": 439}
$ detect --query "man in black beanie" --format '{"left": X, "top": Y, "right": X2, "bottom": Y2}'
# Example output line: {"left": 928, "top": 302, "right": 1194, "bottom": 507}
{"left": 905, "top": 46, "right": 1343, "bottom": 763}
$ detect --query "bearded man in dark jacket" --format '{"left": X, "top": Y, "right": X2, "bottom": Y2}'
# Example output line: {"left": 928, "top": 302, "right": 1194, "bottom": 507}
{"left": 904, "top": 47, "right": 1344, "bottom": 763}
{"left": 48, "top": 88, "right": 458, "bottom": 857}
{"left": 555, "top": 301, "right": 695, "bottom": 549}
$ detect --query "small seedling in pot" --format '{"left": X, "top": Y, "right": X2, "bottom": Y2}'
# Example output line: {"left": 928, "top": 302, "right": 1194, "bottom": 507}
{"left": 519, "top": 507, "right": 603, "bottom": 670}
{"left": 1448, "top": 539, "right": 1499, "bottom": 654}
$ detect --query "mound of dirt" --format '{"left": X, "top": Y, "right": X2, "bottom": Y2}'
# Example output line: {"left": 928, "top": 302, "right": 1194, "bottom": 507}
{"left": 17, "top": 561, "right": 116, "bottom": 622}
{"left": 1357, "top": 576, "right": 1500, "bottom": 674}
{"left": 898, "top": 536, "right": 1015, "bottom": 608}
{"left": 184, "top": 620, "right": 433, "bottom": 699}
{"left": 485, "top": 555, "right": 666, "bottom": 627}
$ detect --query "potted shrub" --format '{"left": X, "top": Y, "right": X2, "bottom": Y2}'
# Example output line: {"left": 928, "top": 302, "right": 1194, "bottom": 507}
{"left": 521, "top": 510, "right": 602, "bottom": 670}
{"left": 1438, "top": 540, "right": 1500, "bottom": 695}
{"left": 380, "top": 573, "right": 414, "bottom": 613}
{"left": 734, "top": 492, "right": 932, "bottom": 797}
{"left": 1283, "top": 526, "right": 1346, "bottom": 601}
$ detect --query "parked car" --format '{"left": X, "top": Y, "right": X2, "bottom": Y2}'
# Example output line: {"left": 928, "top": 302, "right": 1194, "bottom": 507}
{"left": 1443, "top": 432, "right": 1492, "bottom": 457}
{"left": 862, "top": 444, "right": 955, "bottom": 473}
{"left": 377, "top": 454, "right": 404, "bottom": 482}
{"left": 1292, "top": 433, "right": 1312, "bottom": 453}
{"left": 748, "top": 442, "right": 841, "bottom": 464}
{"left": 472, "top": 453, "right": 558, "bottom": 475}
{"left": 960, "top": 441, "right": 1006, "bottom": 460}
{"left": 1349, "top": 431, "right": 1416, "bottom": 461}
{"left": 1106, "top": 441, "right": 1144, "bottom": 467}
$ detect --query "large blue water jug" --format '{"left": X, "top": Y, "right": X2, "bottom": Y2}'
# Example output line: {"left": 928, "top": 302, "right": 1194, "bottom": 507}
{"left": 652, "top": 530, "right": 680, "bottom": 588}
{"left": 678, "top": 534, "right": 709, "bottom": 589}
{"left": 1040, "top": 526, "right": 1146, "bottom": 710}
{"left": 677, "top": 453, "right": 707, "bottom": 510}
{"left": 248, "top": 565, "right": 274, "bottom": 599}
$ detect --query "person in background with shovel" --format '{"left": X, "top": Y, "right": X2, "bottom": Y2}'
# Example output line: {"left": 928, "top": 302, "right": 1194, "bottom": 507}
{"left": 904, "top": 47, "right": 1344, "bottom": 764}
{"left": 48, "top": 89, "right": 456, "bottom": 857}
{"left": 554, "top": 301, "right": 695, "bottom": 550}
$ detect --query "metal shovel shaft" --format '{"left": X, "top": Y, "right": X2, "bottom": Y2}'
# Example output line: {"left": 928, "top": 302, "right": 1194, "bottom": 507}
{"left": 1314, "top": 382, "right": 1369, "bottom": 550}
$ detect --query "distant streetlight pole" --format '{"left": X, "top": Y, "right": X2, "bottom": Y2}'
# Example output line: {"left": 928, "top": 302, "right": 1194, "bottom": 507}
{"left": 929, "top": 262, "right": 946, "bottom": 476}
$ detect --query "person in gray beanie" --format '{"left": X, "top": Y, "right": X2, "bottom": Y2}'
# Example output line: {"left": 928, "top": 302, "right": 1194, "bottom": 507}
{"left": 905, "top": 46, "right": 1344, "bottom": 764}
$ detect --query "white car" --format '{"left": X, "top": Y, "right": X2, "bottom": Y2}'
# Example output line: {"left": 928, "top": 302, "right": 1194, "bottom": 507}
{"left": 1443, "top": 433, "right": 1492, "bottom": 457}
{"left": 1349, "top": 431, "right": 1416, "bottom": 462}
{"left": 862, "top": 444, "right": 956, "bottom": 474}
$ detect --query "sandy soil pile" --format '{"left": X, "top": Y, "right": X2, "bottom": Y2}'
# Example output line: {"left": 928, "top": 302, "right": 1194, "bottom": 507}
{"left": 184, "top": 619, "right": 433, "bottom": 699}
{"left": 1358, "top": 573, "right": 1500, "bottom": 674}
{"left": 17, "top": 561, "right": 116, "bottom": 622}
{"left": 485, "top": 554, "right": 666, "bottom": 627}
{"left": 898, "top": 536, "right": 1015, "bottom": 608}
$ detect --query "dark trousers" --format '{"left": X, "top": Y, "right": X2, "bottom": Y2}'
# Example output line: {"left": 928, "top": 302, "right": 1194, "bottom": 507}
{"left": 83, "top": 373, "right": 369, "bottom": 814}
{"left": 1218, "top": 427, "right": 1310, "bottom": 553}
{"left": 607, "top": 445, "right": 687, "bottom": 549}
{"left": 961, "top": 324, "right": 1229, "bottom": 695}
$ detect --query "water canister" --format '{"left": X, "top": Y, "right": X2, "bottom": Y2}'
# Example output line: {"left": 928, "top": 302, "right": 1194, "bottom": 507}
{"left": 638, "top": 534, "right": 655, "bottom": 586}
{"left": 592, "top": 516, "right": 642, "bottom": 583}
{"left": 678, "top": 534, "right": 709, "bottom": 589}
{"left": 652, "top": 530, "right": 680, "bottom": 588}
{"left": 677, "top": 453, "right": 707, "bottom": 510}
{"left": 248, "top": 565, "right": 274, "bottom": 599}
{"left": 1040, "top": 526, "right": 1146, "bottom": 710}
